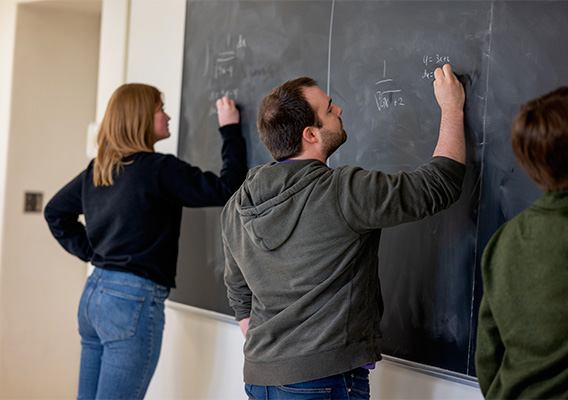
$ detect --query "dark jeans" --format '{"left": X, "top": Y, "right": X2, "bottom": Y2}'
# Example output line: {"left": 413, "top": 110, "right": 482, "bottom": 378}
{"left": 245, "top": 367, "right": 370, "bottom": 399}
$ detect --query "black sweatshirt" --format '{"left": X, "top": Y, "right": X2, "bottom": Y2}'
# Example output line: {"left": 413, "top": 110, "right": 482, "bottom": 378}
{"left": 45, "top": 124, "right": 247, "bottom": 288}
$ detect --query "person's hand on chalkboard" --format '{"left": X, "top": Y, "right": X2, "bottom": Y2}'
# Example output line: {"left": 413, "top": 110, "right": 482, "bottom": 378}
{"left": 432, "top": 64, "right": 466, "bottom": 164}
{"left": 433, "top": 64, "right": 465, "bottom": 113}
{"left": 216, "top": 96, "right": 240, "bottom": 127}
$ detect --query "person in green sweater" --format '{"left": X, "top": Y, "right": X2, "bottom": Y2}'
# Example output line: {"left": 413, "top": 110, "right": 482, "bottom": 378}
{"left": 475, "top": 86, "right": 568, "bottom": 399}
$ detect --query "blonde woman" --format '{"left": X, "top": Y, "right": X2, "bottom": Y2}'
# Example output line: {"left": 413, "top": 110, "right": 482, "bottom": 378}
{"left": 44, "top": 83, "right": 247, "bottom": 399}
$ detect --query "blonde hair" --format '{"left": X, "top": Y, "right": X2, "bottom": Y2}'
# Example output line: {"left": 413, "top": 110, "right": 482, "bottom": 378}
{"left": 94, "top": 83, "right": 162, "bottom": 186}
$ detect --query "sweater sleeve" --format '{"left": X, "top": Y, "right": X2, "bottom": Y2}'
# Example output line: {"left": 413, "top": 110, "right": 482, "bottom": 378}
{"left": 475, "top": 294, "right": 504, "bottom": 396}
{"left": 337, "top": 156, "right": 465, "bottom": 233}
{"left": 44, "top": 170, "right": 93, "bottom": 262}
{"left": 474, "top": 230, "right": 505, "bottom": 396}
{"left": 160, "top": 123, "right": 248, "bottom": 207}
{"left": 222, "top": 229, "right": 252, "bottom": 321}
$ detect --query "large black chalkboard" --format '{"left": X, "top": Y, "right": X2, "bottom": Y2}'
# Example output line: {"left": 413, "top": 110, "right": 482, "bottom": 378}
{"left": 170, "top": 0, "right": 568, "bottom": 378}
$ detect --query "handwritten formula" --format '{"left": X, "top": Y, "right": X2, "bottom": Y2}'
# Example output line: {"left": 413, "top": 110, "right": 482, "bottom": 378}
{"left": 206, "top": 34, "right": 247, "bottom": 115}
{"left": 373, "top": 54, "right": 451, "bottom": 112}
{"left": 374, "top": 61, "right": 405, "bottom": 112}
{"left": 422, "top": 54, "right": 451, "bottom": 79}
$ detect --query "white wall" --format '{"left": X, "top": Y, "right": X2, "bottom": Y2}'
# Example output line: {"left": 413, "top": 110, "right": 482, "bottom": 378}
{"left": 119, "top": 1, "right": 483, "bottom": 399}
{"left": 0, "top": 0, "right": 101, "bottom": 397}
{"left": 0, "top": 2, "right": 17, "bottom": 364}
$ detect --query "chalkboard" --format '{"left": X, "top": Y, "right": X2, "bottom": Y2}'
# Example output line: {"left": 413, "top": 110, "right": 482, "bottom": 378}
{"left": 170, "top": 0, "right": 568, "bottom": 379}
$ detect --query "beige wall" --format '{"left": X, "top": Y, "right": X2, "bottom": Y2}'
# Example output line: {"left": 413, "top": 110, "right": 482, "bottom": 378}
{"left": 0, "top": 0, "right": 17, "bottom": 339}
{"left": 0, "top": 1, "right": 101, "bottom": 397}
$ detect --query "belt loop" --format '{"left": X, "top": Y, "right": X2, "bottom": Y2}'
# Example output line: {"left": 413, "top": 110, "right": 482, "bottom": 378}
{"left": 156, "top": 285, "right": 169, "bottom": 300}
{"left": 90, "top": 266, "right": 102, "bottom": 282}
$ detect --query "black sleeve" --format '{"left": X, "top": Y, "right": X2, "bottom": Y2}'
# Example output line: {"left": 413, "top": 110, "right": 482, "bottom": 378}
{"left": 160, "top": 123, "right": 248, "bottom": 207}
{"left": 44, "top": 170, "right": 93, "bottom": 262}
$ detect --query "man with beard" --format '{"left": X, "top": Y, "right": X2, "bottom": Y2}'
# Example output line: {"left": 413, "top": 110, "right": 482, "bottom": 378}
{"left": 221, "top": 64, "right": 466, "bottom": 399}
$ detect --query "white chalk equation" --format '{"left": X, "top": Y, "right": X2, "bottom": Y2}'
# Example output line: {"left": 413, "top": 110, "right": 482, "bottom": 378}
{"left": 208, "top": 89, "right": 239, "bottom": 102}
{"left": 374, "top": 61, "right": 405, "bottom": 112}
{"left": 373, "top": 54, "right": 452, "bottom": 112}
{"left": 421, "top": 54, "right": 451, "bottom": 79}
{"left": 210, "top": 34, "right": 247, "bottom": 79}
{"left": 205, "top": 34, "right": 248, "bottom": 115}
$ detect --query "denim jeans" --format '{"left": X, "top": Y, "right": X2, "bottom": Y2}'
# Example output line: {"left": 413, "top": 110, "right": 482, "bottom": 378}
{"left": 245, "top": 368, "right": 370, "bottom": 399}
{"left": 77, "top": 267, "right": 169, "bottom": 400}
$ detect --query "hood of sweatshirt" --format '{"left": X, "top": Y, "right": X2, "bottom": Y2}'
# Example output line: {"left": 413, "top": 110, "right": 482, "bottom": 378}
{"left": 233, "top": 159, "right": 329, "bottom": 251}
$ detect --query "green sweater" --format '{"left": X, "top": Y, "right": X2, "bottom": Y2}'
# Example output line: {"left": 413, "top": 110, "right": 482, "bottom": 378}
{"left": 221, "top": 156, "right": 465, "bottom": 386}
{"left": 475, "top": 190, "right": 568, "bottom": 399}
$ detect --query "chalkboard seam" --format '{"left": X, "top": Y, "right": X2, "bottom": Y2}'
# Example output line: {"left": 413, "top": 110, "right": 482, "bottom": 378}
{"left": 467, "top": 0, "right": 496, "bottom": 377}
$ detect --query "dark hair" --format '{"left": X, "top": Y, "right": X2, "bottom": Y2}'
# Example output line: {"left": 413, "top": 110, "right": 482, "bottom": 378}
{"left": 257, "top": 77, "right": 321, "bottom": 161}
{"left": 511, "top": 86, "right": 568, "bottom": 192}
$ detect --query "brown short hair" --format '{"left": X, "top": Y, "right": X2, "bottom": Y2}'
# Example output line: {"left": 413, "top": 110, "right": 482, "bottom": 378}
{"left": 511, "top": 86, "right": 568, "bottom": 192}
{"left": 257, "top": 77, "right": 321, "bottom": 161}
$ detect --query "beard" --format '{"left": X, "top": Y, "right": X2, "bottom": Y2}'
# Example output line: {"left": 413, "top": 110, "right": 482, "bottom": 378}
{"left": 320, "top": 123, "right": 347, "bottom": 158}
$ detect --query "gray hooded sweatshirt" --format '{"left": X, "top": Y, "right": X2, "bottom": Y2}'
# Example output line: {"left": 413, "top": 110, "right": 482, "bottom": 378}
{"left": 221, "top": 156, "right": 465, "bottom": 386}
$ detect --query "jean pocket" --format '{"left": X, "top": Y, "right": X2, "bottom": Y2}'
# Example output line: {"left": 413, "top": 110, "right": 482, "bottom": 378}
{"left": 244, "top": 384, "right": 258, "bottom": 399}
{"left": 349, "top": 369, "right": 370, "bottom": 397}
{"left": 276, "top": 385, "right": 331, "bottom": 399}
{"left": 96, "top": 287, "right": 145, "bottom": 343}
{"left": 77, "top": 279, "right": 96, "bottom": 336}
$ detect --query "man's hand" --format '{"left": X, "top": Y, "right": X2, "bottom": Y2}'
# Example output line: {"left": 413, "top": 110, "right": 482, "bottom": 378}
{"left": 433, "top": 64, "right": 465, "bottom": 113}
{"left": 239, "top": 317, "right": 250, "bottom": 339}
{"left": 217, "top": 96, "right": 240, "bottom": 127}
{"left": 432, "top": 64, "right": 466, "bottom": 164}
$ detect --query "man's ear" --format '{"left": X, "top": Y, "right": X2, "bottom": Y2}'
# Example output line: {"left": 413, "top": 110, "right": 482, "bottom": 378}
{"left": 302, "top": 126, "right": 318, "bottom": 144}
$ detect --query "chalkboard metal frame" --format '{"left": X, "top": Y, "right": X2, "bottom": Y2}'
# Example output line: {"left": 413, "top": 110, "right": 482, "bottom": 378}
{"left": 381, "top": 356, "right": 479, "bottom": 388}
{"left": 166, "top": 299, "right": 236, "bottom": 325}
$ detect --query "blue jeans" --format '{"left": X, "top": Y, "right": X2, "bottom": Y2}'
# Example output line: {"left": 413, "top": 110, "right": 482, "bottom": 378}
{"left": 245, "top": 368, "right": 370, "bottom": 399}
{"left": 77, "top": 268, "right": 169, "bottom": 400}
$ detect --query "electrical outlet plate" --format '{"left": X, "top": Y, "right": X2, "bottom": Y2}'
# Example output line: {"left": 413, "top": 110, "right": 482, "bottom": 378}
{"left": 24, "top": 192, "right": 43, "bottom": 213}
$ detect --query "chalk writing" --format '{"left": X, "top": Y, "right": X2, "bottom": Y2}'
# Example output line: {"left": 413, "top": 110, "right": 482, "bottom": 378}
{"left": 208, "top": 88, "right": 240, "bottom": 115}
{"left": 236, "top": 34, "right": 247, "bottom": 49}
{"left": 206, "top": 34, "right": 248, "bottom": 115}
{"left": 250, "top": 66, "right": 276, "bottom": 76}
{"left": 374, "top": 61, "right": 405, "bottom": 112}
{"left": 209, "top": 89, "right": 239, "bottom": 101}
{"left": 422, "top": 69, "right": 435, "bottom": 79}
{"left": 465, "top": 30, "right": 487, "bottom": 41}
{"left": 422, "top": 53, "right": 451, "bottom": 79}
{"left": 423, "top": 54, "right": 451, "bottom": 66}
{"left": 214, "top": 52, "right": 235, "bottom": 78}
